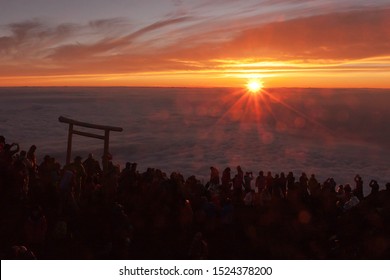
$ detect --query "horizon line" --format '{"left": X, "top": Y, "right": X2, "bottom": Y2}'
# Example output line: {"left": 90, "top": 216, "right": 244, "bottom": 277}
{"left": 1, "top": 86, "right": 389, "bottom": 90}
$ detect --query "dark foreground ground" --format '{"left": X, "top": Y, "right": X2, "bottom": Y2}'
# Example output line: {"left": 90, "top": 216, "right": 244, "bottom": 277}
{"left": 1, "top": 138, "right": 389, "bottom": 259}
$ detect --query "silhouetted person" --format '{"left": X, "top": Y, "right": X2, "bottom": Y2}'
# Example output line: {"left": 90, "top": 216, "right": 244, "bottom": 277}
{"left": 255, "top": 171, "right": 266, "bottom": 194}
{"left": 2, "top": 142, "right": 20, "bottom": 164}
{"left": 342, "top": 184, "right": 359, "bottom": 211}
{"left": 102, "top": 161, "right": 120, "bottom": 203}
{"left": 221, "top": 167, "right": 231, "bottom": 197}
{"left": 369, "top": 179, "right": 379, "bottom": 195}
{"left": 12, "top": 157, "right": 29, "bottom": 200}
{"left": 38, "top": 155, "right": 53, "bottom": 188}
{"left": 279, "top": 172, "right": 287, "bottom": 199}
{"left": 0, "top": 136, "right": 5, "bottom": 174}
{"left": 372, "top": 182, "right": 390, "bottom": 209}
{"left": 286, "top": 171, "right": 295, "bottom": 192}
{"left": 336, "top": 184, "right": 345, "bottom": 201}
{"left": 26, "top": 145, "right": 37, "bottom": 172}
{"left": 83, "top": 153, "right": 102, "bottom": 179}
{"left": 272, "top": 173, "right": 283, "bottom": 200}
{"left": 24, "top": 205, "right": 47, "bottom": 257}
{"left": 299, "top": 172, "right": 310, "bottom": 202}
{"left": 119, "top": 162, "right": 131, "bottom": 180}
{"left": 37, "top": 156, "right": 61, "bottom": 204}
{"left": 209, "top": 166, "right": 220, "bottom": 186}
{"left": 335, "top": 184, "right": 346, "bottom": 211}
{"left": 299, "top": 172, "right": 308, "bottom": 188}
{"left": 18, "top": 150, "right": 32, "bottom": 173}
{"left": 308, "top": 174, "right": 320, "bottom": 197}
{"left": 323, "top": 177, "right": 337, "bottom": 192}
{"left": 58, "top": 169, "right": 77, "bottom": 217}
{"left": 265, "top": 171, "right": 274, "bottom": 196}
{"left": 236, "top": 166, "right": 244, "bottom": 188}
{"left": 0, "top": 135, "right": 5, "bottom": 152}
{"left": 353, "top": 174, "right": 364, "bottom": 200}
{"left": 244, "top": 171, "right": 253, "bottom": 192}
{"left": 243, "top": 189, "right": 254, "bottom": 206}
{"left": 383, "top": 183, "right": 390, "bottom": 202}
{"left": 130, "top": 162, "right": 138, "bottom": 175}
{"left": 65, "top": 156, "right": 86, "bottom": 200}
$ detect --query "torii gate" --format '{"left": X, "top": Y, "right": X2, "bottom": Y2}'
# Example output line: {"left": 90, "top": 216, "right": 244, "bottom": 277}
{"left": 58, "top": 116, "right": 123, "bottom": 170}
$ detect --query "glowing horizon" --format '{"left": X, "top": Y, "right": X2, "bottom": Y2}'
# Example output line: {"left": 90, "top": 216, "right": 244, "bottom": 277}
{"left": 1, "top": 0, "right": 390, "bottom": 88}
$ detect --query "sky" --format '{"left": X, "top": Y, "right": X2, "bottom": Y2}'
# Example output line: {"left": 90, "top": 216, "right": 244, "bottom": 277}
{"left": 1, "top": 0, "right": 390, "bottom": 88}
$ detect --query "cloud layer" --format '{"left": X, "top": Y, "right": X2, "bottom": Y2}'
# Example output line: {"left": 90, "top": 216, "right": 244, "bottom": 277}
{"left": 1, "top": 1, "right": 390, "bottom": 87}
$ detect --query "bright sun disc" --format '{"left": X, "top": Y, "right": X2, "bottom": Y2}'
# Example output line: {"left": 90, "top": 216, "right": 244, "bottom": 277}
{"left": 246, "top": 79, "right": 263, "bottom": 94}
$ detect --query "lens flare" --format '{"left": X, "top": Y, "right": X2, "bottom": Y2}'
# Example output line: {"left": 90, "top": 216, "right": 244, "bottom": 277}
{"left": 246, "top": 79, "right": 263, "bottom": 94}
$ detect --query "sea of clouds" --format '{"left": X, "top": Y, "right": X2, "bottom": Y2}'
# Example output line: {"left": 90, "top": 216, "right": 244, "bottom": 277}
{"left": 1, "top": 87, "right": 389, "bottom": 191}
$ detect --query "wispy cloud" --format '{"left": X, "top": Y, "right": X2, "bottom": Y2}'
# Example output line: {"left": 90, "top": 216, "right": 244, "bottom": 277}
{"left": 225, "top": 8, "right": 390, "bottom": 60}
{"left": 0, "top": 19, "right": 76, "bottom": 60}
{"left": 45, "top": 16, "right": 193, "bottom": 64}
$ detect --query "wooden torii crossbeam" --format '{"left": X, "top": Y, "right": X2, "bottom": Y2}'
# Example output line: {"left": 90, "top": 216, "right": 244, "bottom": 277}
{"left": 58, "top": 116, "right": 123, "bottom": 169}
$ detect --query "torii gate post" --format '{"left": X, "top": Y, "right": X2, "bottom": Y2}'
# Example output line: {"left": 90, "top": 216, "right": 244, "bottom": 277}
{"left": 59, "top": 116, "right": 123, "bottom": 171}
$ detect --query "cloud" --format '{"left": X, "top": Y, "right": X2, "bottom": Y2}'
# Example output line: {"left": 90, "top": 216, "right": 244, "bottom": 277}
{"left": 0, "top": 15, "right": 199, "bottom": 76}
{"left": 222, "top": 8, "right": 390, "bottom": 60}
{"left": 0, "top": 36, "right": 14, "bottom": 54}
{"left": 0, "top": 20, "right": 41, "bottom": 54}
{"left": 147, "top": 7, "right": 390, "bottom": 65}
{"left": 45, "top": 16, "right": 192, "bottom": 62}
{"left": 1, "top": 5, "right": 389, "bottom": 83}
{"left": 9, "top": 20, "right": 42, "bottom": 39}
{"left": 88, "top": 18, "right": 128, "bottom": 29}
{"left": 116, "top": 15, "right": 192, "bottom": 45}
{"left": 0, "top": 19, "right": 77, "bottom": 59}
{"left": 171, "top": 0, "right": 183, "bottom": 6}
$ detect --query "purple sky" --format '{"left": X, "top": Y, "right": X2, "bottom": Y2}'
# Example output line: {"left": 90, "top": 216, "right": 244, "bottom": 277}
{"left": 2, "top": 0, "right": 388, "bottom": 26}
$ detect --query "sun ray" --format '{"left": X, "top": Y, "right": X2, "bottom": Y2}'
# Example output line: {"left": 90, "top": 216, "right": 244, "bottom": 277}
{"left": 200, "top": 81, "right": 334, "bottom": 157}
{"left": 217, "top": 90, "right": 250, "bottom": 124}
{"left": 246, "top": 79, "right": 264, "bottom": 94}
{"left": 260, "top": 89, "right": 333, "bottom": 133}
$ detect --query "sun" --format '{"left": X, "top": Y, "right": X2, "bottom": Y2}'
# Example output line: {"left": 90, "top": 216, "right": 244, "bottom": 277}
{"left": 246, "top": 79, "right": 264, "bottom": 94}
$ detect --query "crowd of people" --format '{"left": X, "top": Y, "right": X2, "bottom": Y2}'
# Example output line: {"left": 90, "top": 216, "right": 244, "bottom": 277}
{"left": 1, "top": 135, "right": 389, "bottom": 259}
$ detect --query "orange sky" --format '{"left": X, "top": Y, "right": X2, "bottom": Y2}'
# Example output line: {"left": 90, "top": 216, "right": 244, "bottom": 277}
{"left": 1, "top": 1, "right": 390, "bottom": 88}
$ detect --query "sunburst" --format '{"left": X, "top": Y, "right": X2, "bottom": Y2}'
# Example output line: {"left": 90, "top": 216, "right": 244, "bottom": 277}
{"left": 246, "top": 79, "right": 264, "bottom": 94}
